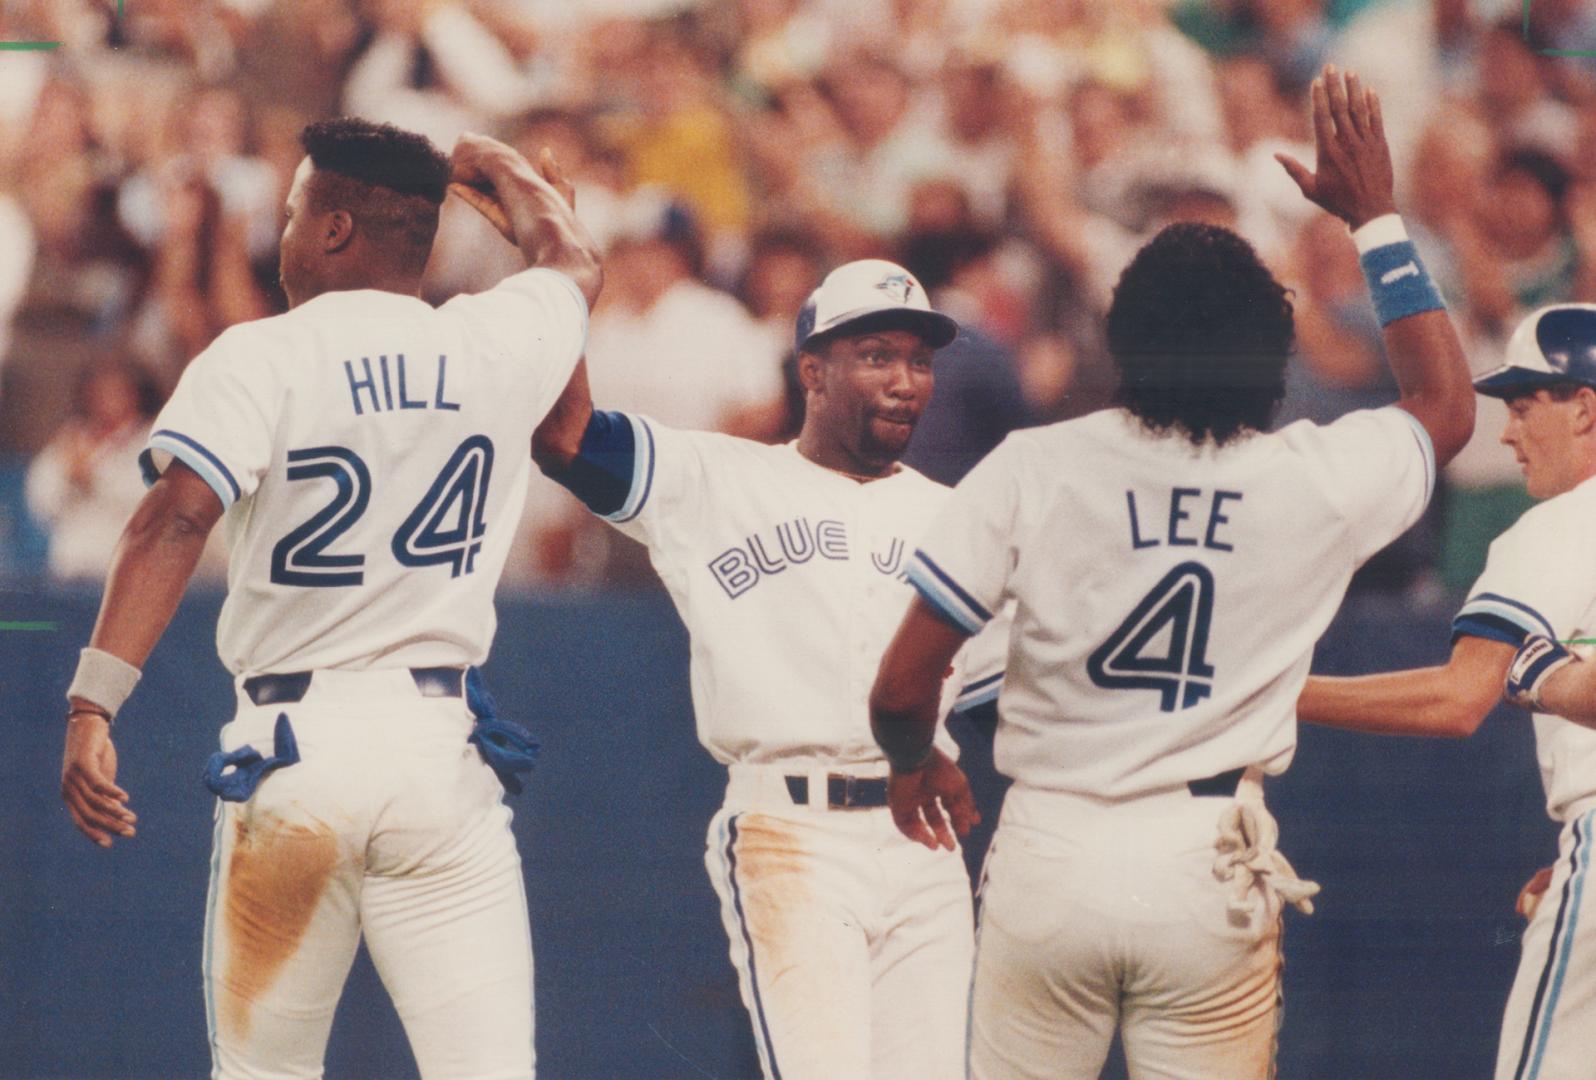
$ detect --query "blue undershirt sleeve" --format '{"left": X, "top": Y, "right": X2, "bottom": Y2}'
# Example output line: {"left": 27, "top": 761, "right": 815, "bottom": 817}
{"left": 550, "top": 410, "right": 640, "bottom": 518}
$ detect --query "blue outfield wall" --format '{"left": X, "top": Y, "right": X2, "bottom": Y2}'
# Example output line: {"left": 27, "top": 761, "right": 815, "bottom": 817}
{"left": 0, "top": 586, "right": 1557, "bottom": 1079}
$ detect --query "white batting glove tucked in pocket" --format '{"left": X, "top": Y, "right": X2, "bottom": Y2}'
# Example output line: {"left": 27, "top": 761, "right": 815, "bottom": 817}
{"left": 1212, "top": 801, "right": 1320, "bottom": 918}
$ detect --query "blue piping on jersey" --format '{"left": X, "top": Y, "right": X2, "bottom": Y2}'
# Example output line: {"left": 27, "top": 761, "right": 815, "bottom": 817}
{"left": 954, "top": 672, "right": 1004, "bottom": 713}
{"left": 605, "top": 415, "right": 656, "bottom": 524}
{"left": 145, "top": 429, "right": 242, "bottom": 505}
{"left": 1453, "top": 593, "right": 1556, "bottom": 645}
{"left": 905, "top": 554, "right": 987, "bottom": 636}
{"left": 1451, "top": 613, "right": 1533, "bottom": 648}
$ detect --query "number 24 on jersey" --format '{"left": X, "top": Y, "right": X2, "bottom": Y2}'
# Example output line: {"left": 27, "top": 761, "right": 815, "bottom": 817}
{"left": 270, "top": 435, "right": 495, "bottom": 588}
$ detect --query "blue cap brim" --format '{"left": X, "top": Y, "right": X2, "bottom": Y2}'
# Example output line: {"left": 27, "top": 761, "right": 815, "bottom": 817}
{"left": 1472, "top": 365, "right": 1587, "bottom": 399}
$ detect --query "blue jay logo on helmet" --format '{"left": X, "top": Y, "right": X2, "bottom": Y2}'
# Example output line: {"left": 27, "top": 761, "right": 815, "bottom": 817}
{"left": 876, "top": 272, "right": 915, "bottom": 305}
{"left": 794, "top": 259, "right": 959, "bottom": 353}
{"left": 1474, "top": 304, "right": 1596, "bottom": 398}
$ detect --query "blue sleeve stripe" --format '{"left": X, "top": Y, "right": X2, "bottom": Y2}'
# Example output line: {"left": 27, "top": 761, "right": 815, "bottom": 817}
{"left": 145, "top": 430, "right": 239, "bottom": 507}
{"left": 1390, "top": 407, "right": 1436, "bottom": 506}
{"left": 1451, "top": 612, "right": 1531, "bottom": 646}
{"left": 905, "top": 555, "right": 985, "bottom": 636}
{"left": 961, "top": 672, "right": 1003, "bottom": 694}
{"left": 951, "top": 682, "right": 1002, "bottom": 714}
{"left": 954, "top": 676, "right": 1003, "bottom": 712}
{"left": 1460, "top": 592, "right": 1556, "bottom": 638}
{"left": 603, "top": 414, "right": 656, "bottom": 524}
{"left": 914, "top": 550, "right": 994, "bottom": 623}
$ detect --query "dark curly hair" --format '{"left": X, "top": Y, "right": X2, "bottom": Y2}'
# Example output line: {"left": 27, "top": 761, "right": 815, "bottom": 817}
{"left": 299, "top": 118, "right": 450, "bottom": 273}
{"left": 301, "top": 118, "right": 450, "bottom": 202}
{"left": 1106, "top": 223, "right": 1295, "bottom": 447}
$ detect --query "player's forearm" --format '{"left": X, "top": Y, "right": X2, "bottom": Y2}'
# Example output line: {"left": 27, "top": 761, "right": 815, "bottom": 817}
{"left": 531, "top": 357, "right": 594, "bottom": 475}
{"left": 1382, "top": 306, "right": 1475, "bottom": 466}
{"left": 871, "top": 599, "right": 970, "bottom": 770}
{"left": 83, "top": 495, "right": 212, "bottom": 674}
{"left": 870, "top": 686, "right": 941, "bottom": 772}
{"left": 1298, "top": 669, "right": 1485, "bottom": 738}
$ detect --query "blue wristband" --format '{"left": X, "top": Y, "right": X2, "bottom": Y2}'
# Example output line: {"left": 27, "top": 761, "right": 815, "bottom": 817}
{"left": 1359, "top": 239, "right": 1445, "bottom": 326}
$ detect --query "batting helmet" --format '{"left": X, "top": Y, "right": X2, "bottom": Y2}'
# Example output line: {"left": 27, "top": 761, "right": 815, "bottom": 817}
{"left": 794, "top": 259, "right": 959, "bottom": 354}
{"left": 1474, "top": 304, "right": 1596, "bottom": 398}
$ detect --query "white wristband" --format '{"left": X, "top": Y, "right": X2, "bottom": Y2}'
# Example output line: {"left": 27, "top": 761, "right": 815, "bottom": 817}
{"left": 66, "top": 647, "right": 142, "bottom": 720}
{"left": 1351, "top": 213, "right": 1408, "bottom": 255}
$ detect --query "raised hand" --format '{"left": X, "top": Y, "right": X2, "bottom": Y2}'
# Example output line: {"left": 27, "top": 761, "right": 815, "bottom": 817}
{"left": 1277, "top": 65, "right": 1397, "bottom": 229}
{"left": 447, "top": 135, "right": 577, "bottom": 243}
{"left": 446, "top": 131, "right": 601, "bottom": 306}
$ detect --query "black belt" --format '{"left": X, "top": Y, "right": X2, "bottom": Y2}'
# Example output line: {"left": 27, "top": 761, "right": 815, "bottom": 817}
{"left": 243, "top": 667, "right": 465, "bottom": 707}
{"left": 1186, "top": 767, "right": 1245, "bottom": 798}
{"left": 784, "top": 774, "right": 889, "bottom": 810}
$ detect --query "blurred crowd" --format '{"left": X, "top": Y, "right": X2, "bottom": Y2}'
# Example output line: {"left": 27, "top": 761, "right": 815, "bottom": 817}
{"left": 1, "top": 0, "right": 1594, "bottom": 593}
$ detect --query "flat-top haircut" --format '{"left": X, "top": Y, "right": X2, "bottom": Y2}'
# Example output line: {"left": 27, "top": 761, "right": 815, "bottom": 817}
{"left": 1107, "top": 223, "right": 1294, "bottom": 447}
{"left": 300, "top": 118, "right": 451, "bottom": 274}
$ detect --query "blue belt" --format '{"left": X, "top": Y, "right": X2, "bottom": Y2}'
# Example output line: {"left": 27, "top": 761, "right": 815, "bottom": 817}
{"left": 784, "top": 774, "right": 889, "bottom": 809}
{"left": 242, "top": 666, "right": 464, "bottom": 706}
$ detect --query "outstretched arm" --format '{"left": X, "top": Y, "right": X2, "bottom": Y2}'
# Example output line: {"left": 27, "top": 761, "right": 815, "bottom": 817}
{"left": 1297, "top": 635, "right": 1516, "bottom": 738}
{"left": 61, "top": 462, "right": 222, "bottom": 847}
{"left": 448, "top": 134, "right": 602, "bottom": 309}
{"left": 1278, "top": 66, "right": 1474, "bottom": 466}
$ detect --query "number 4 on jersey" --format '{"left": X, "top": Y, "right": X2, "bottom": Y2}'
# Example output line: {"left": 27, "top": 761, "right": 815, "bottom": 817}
{"left": 393, "top": 435, "right": 494, "bottom": 577}
{"left": 1087, "top": 561, "right": 1216, "bottom": 712}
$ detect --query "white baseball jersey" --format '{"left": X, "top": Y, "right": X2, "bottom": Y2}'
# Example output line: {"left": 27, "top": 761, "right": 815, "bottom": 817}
{"left": 909, "top": 405, "right": 1435, "bottom": 798}
{"left": 1453, "top": 475, "right": 1596, "bottom": 824}
{"left": 598, "top": 414, "right": 992, "bottom": 766}
{"left": 139, "top": 268, "right": 587, "bottom": 675}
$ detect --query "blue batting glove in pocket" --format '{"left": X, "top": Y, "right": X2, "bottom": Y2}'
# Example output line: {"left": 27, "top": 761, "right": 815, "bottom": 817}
{"left": 205, "top": 712, "right": 301, "bottom": 802}
{"left": 466, "top": 667, "right": 540, "bottom": 795}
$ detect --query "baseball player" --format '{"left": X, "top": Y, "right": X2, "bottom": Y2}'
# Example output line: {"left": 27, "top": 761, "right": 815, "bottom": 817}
{"left": 1299, "top": 303, "right": 1596, "bottom": 1080}
{"left": 869, "top": 67, "right": 1475, "bottom": 1078}
{"left": 56, "top": 118, "right": 600, "bottom": 1079}
{"left": 531, "top": 258, "right": 999, "bottom": 1079}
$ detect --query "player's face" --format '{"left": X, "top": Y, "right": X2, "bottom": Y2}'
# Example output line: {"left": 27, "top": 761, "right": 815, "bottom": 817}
{"left": 1501, "top": 389, "right": 1586, "bottom": 498}
{"left": 278, "top": 157, "right": 317, "bottom": 309}
{"left": 815, "top": 328, "right": 935, "bottom": 468}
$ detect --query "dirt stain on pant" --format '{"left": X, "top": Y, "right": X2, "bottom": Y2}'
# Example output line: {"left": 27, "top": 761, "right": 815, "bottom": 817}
{"left": 219, "top": 811, "right": 341, "bottom": 1041}
{"left": 732, "top": 814, "right": 816, "bottom": 987}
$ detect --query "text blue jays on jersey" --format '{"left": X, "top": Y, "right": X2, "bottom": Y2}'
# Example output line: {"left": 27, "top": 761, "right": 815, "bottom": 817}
{"left": 709, "top": 518, "right": 911, "bottom": 599}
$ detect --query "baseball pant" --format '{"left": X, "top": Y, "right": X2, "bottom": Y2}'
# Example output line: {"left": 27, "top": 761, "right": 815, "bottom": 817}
{"left": 704, "top": 765, "right": 974, "bottom": 1080}
{"left": 1496, "top": 807, "right": 1596, "bottom": 1080}
{"left": 203, "top": 668, "right": 535, "bottom": 1080}
{"left": 969, "top": 783, "right": 1283, "bottom": 1080}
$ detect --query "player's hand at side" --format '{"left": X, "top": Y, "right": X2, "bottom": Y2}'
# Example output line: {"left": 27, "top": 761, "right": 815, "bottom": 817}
{"left": 1276, "top": 65, "right": 1397, "bottom": 229}
{"left": 887, "top": 748, "right": 979, "bottom": 852}
{"left": 60, "top": 712, "right": 136, "bottom": 848}
{"left": 1517, "top": 865, "right": 1554, "bottom": 920}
